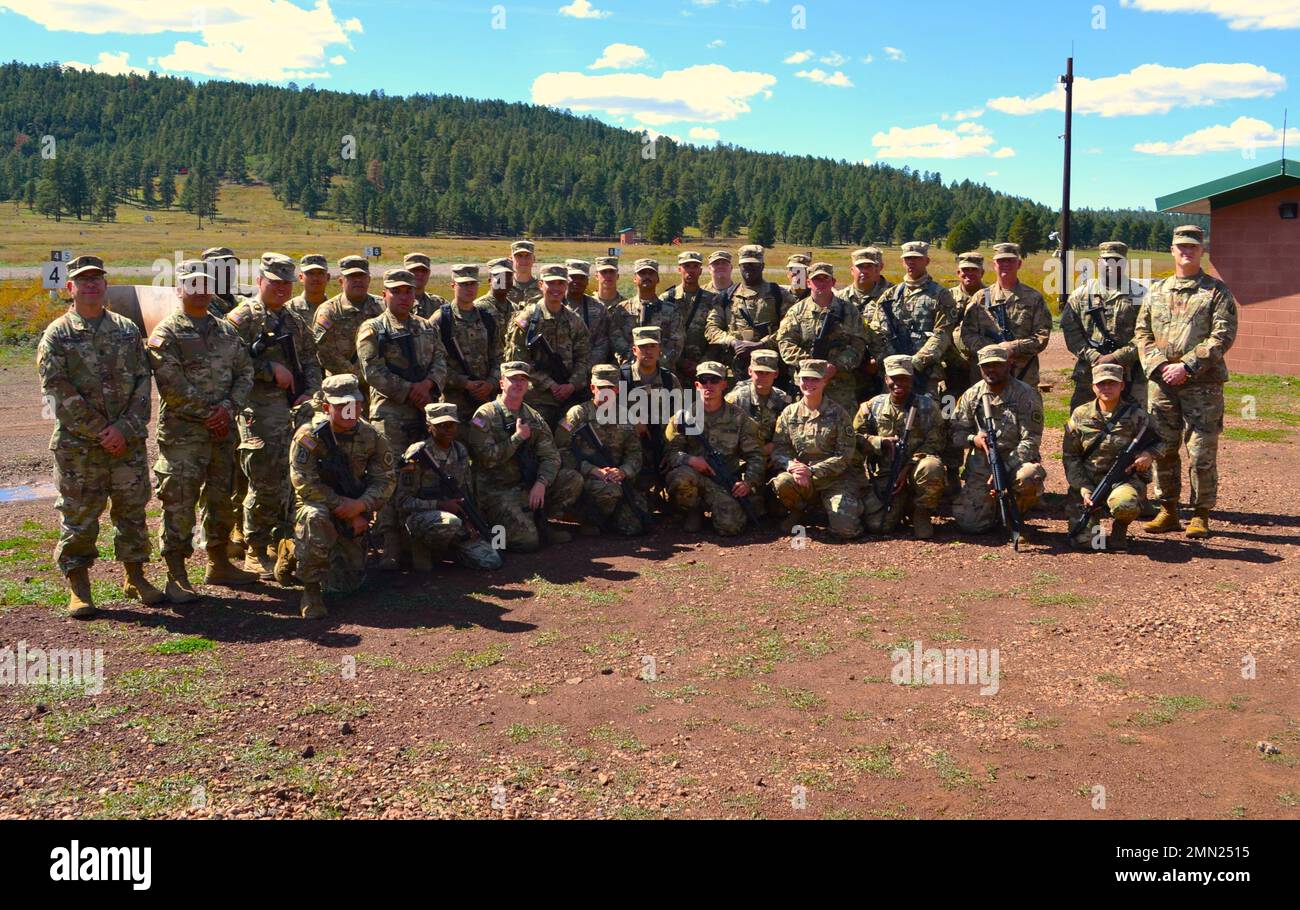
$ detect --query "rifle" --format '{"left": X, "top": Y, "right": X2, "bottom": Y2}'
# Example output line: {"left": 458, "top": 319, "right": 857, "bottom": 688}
{"left": 879, "top": 291, "right": 931, "bottom": 389}
{"left": 678, "top": 414, "right": 759, "bottom": 528}
{"left": 1083, "top": 295, "right": 1135, "bottom": 400}
{"left": 527, "top": 310, "right": 590, "bottom": 403}
{"left": 314, "top": 424, "right": 370, "bottom": 539}
{"left": 504, "top": 410, "right": 549, "bottom": 543}
{"left": 978, "top": 395, "right": 1023, "bottom": 550}
{"left": 882, "top": 402, "right": 917, "bottom": 513}
{"left": 377, "top": 322, "right": 440, "bottom": 397}
{"left": 810, "top": 301, "right": 842, "bottom": 361}
{"left": 250, "top": 311, "right": 306, "bottom": 407}
{"left": 1068, "top": 425, "right": 1159, "bottom": 539}
{"left": 436, "top": 302, "right": 494, "bottom": 382}
{"left": 417, "top": 446, "right": 494, "bottom": 540}
{"left": 984, "top": 288, "right": 1031, "bottom": 381}
{"left": 571, "top": 421, "right": 652, "bottom": 528}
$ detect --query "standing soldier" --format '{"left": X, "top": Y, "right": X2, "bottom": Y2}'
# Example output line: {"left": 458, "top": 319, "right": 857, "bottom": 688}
{"left": 565, "top": 259, "right": 613, "bottom": 366}
{"left": 836, "top": 247, "right": 891, "bottom": 402}
{"left": 289, "top": 375, "right": 395, "bottom": 619}
{"left": 1061, "top": 241, "right": 1147, "bottom": 411}
{"left": 662, "top": 250, "right": 719, "bottom": 386}
{"left": 1063, "top": 363, "right": 1159, "bottom": 551}
{"left": 854, "top": 356, "right": 945, "bottom": 538}
{"left": 506, "top": 263, "right": 592, "bottom": 428}
{"left": 554, "top": 364, "right": 648, "bottom": 537}
{"left": 202, "top": 247, "right": 243, "bottom": 318}
{"left": 725, "top": 349, "right": 791, "bottom": 517}
{"left": 477, "top": 257, "right": 516, "bottom": 341}
{"left": 287, "top": 253, "right": 331, "bottom": 325}
{"left": 464, "top": 362, "right": 584, "bottom": 549}
{"left": 356, "top": 268, "right": 448, "bottom": 570}
{"left": 706, "top": 244, "right": 792, "bottom": 382}
{"left": 594, "top": 256, "right": 626, "bottom": 310}
{"left": 776, "top": 262, "right": 866, "bottom": 412}
{"left": 313, "top": 255, "right": 384, "bottom": 382}
{"left": 148, "top": 259, "right": 258, "bottom": 603}
{"left": 663, "top": 361, "right": 764, "bottom": 535}
{"left": 770, "top": 359, "right": 866, "bottom": 539}
{"left": 405, "top": 252, "right": 448, "bottom": 319}
{"left": 949, "top": 347, "right": 1047, "bottom": 535}
{"left": 784, "top": 252, "right": 812, "bottom": 301}
{"left": 38, "top": 255, "right": 161, "bottom": 617}
{"left": 960, "top": 242, "right": 1052, "bottom": 393}
{"left": 396, "top": 402, "right": 504, "bottom": 570}
{"left": 1135, "top": 224, "right": 1237, "bottom": 539}
{"left": 433, "top": 264, "right": 501, "bottom": 425}
{"left": 869, "top": 241, "right": 957, "bottom": 398}
{"left": 703, "top": 250, "right": 736, "bottom": 298}
{"left": 228, "top": 253, "right": 322, "bottom": 576}
{"left": 943, "top": 251, "right": 988, "bottom": 494}
{"left": 619, "top": 326, "right": 680, "bottom": 505}
{"left": 612, "top": 259, "right": 684, "bottom": 372}
{"left": 507, "top": 240, "right": 542, "bottom": 307}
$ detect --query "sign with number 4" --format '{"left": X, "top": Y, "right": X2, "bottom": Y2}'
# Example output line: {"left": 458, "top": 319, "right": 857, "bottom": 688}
{"left": 43, "top": 261, "right": 66, "bottom": 290}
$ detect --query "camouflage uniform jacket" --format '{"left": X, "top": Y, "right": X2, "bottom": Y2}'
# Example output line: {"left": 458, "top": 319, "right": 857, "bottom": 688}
{"left": 869, "top": 275, "right": 957, "bottom": 375}
{"left": 147, "top": 310, "right": 253, "bottom": 444}
{"left": 1063, "top": 401, "right": 1158, "bottom": 493}
{"left": 465, "top": 397, "right": 561, "bottom": 489}
{"left": 664, "top": 401, "right": 764, "bottom": 488}
{"left": 950, "top": 378, "right": 1044, "bottom": 465}
{"left": 227, "top": 299, "right": 321, "bottom": 411}
{"left": 853, "top": 392, "right": 945, "bottom": 475}
{"left": 312, "top": 292, "right": 383, "bottom": 377}
{"left": 554, "top": 399, "right": 642, "bottom": 478}
{"left": 356, "top": 310, "right": 448, "bottom": 421}
{"left": 290, "top": 416, "right": 396, "bottom": 514}
{"left": 771, "top": 398, "right": 858, "bottom": 486}
{"left": 1134, "top": 270, "right": 1237, "bottom": 385}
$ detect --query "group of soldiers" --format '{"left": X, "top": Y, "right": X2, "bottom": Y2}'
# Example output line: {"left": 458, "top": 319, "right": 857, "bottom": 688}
{"left": 36, "top": 224, "right": 1237, "bottom": 620}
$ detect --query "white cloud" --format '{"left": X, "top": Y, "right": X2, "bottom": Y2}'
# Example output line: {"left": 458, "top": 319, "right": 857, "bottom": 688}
{"left": 590, "top": 43, "right": 649, "bottom": 69}
{"left": 707, "top": 39, "right": 725, "bottom": 49}
{"left": 62, "top": 50, "right": 150, "bottom": 76}
{"left": 883, "top": 46, "right": 905, "bottom": 61}
{"left": 941, "top": 107, "right": 984, "bottom": 121}
{"left": 784, "top": 49, "right": 814, "bottom": 64}
{"left": 329, "top": 54, "right": 346, "bottom": 65}
{"left": 986, "top": 171, "right": 1000, "bottom": 177}
{"left": 795, "top": 68, "right": 854, "bottom": 88}
{"left": 689, "top": 127, "right": 721, "bottom": 141}
{"left": 1133, "top": 115, "right": 1297, "bottom": 155}
{"left": 635, "top": 126, "right": 682, "bottom": 144}
{"left": 988, "top": 62, "right": 1285, "bottom": 116}
{"left": 533, "top": 64, "right": 776, "bottom": 125}
{"left": 560, "top": 0, "right": 611, "bottom": 19}
{"left": 862, "top": 54, "right": 875, "bottom": 64}
{"left": 1122, "top": 0, "right": 1300, "bottom": 30}
{"left": 819, "top": 51, "right": 847, "bottom": 66}
{"left": 871, "top": 122, "right": 1014, "bottom": 159}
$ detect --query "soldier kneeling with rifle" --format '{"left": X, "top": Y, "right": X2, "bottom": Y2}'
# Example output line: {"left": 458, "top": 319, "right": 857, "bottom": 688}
{"left": 288, "top": 374, "right": 396, "bottom": 619}
{"left": 1063, "top": 363, "right": 1160, "bottom": 551}
{"left": 396, "top": 402, "right": 503, "bottom": 571}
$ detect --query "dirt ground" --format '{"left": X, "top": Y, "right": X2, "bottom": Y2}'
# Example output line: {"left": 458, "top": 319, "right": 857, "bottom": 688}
{"left": 1, "top": 337, "right": 1298, "bottom": 820}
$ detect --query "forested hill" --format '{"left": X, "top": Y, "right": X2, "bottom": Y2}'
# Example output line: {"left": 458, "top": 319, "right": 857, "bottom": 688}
{"left": 0, "top": 61, "right": 1199, "bottom": 250}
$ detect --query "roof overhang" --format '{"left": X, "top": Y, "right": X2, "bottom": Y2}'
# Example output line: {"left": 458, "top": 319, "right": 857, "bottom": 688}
{"left": 1156, "top": 158, "right": 1300, "bottom": 215}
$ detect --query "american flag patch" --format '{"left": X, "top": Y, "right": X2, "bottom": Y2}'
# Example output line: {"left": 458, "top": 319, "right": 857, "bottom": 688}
{"left": 559, "top": 418, "right": 573, "bottom": 431}
{"left": 299, "top": 434, "right": 318, "bottom": 451}
{"left": 316, "top": 314, "right": 331, "bottom": 330}
{"left": 472, "top": 415, "right": 487, "bottom": 429}
{"left": 229, "top": 310, "right": 247, "bottom": 325}
{"left": 147, "top": 334, "right": 163, "bottom": 349}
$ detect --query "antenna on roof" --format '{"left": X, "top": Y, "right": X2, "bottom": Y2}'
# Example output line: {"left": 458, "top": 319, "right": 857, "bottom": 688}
{"left": 1283, "top": 109, "right": 1289, "bottom": 173}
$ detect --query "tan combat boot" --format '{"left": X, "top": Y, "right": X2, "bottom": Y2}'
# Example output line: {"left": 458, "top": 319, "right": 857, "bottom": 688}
{"left": 1185, "top": 509, "right": 1212, "bottom": 539}
{"left": 1109, "top": 520, "right": 1130, "bottom": 551}
{"left": 1143, "top": 501, "right": 1182, "bottom": 534}
{"left": 545, "top": 521, "right": 573, "bottom": 544}
{"left": 912, "top": 506, "right": 934, "bottom": 540}
{"left": 66, "top": 567, "right": 96, "bottom": 619}
{"left": 378, "top": 531, "right": 403, "bottom": 571}
{"left": 227, "top": 523, "right": 247, "bottom": 560}
{"left": 205, "top": 544, "right": 258, "bottom": 586}
{"left": 164, "top": 553, "right": 201, "bottom": 604}
{"left": 272, "top": 538, "right": 299, "bottom": 586}
{"left": 682, "top": 504, "right": 704, "bottom": 533}
{"left": 780, "top": 509, "right": 805, "bottom": 535}
{"left": 411, "top": 545, "right": 434, "bottom": 571}
{"left": 243, "top": 544, "right": 276, "bottom": 579}
{"left": 123, "top": 562, "right": 166, "bottom": 605}
{"left": 300, "top": 582, "right": 327, "bottom": 620}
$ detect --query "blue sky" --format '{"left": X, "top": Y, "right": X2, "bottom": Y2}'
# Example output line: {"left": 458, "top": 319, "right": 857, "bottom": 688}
{"left": 3, "top": 0, "right": 1297, "bottom": 209}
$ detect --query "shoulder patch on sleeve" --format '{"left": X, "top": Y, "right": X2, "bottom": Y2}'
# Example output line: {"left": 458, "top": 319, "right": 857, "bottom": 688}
{"left": 147, "top": 333, "right": 164, "bottom": 349}
{"left": 559, "top": 418, "right": 574, "bottom": 432}
{"left": 516, "top": 314, "right": 529, "bottom": 329}
{"left": 299, "top": 434, "right": 318, "bottom": 451}
{"left": 229, "top": 309, "right": 247, "bottom": 325}
{"left": 472, "top": 415, "right": 488, "bottom": 429}
{"left": 315, "top": 311, "right": 332, "bottom": 330}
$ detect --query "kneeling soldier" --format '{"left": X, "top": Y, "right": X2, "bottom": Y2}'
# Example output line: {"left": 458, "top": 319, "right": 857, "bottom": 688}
{"left": 396, "top": 402, "right": 503, "bottom": 571}
{"left": 663, "top": 361, "right": 764, "bottom": 535}
{"left": 289, "top": 375, "right": 396, "bottom": 619}
{"left": 1063, "top": 363, "right": 1159, "bottom": 551}
{"left": 854, "top": 355, "right": 946, "bottom": 538}
{"left": 724, "top": 348, "right": 791, "bottom": 517}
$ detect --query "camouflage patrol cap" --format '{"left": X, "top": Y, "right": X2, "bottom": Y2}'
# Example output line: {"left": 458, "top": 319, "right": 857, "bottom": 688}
{"left": 591, "top": 364, "right": 620, "bottom": 388}
{"left": 900, "top": 241, "right": 930, "bottom": 259}
{"left": 403, "top": 252, "right": 432, "bottom": 270}
{"left": 1172, "top": 225, "right": 1204, "bottom": 246}
{"left": 201, "top": 247, "right": 238, "bottom": 262}
{"left": 957, "top": 252, "right": 985, "bottom": 269}
{"left": 677, "top": 250, "right": 704, "bottom": 265}
{"left": 787, "top": 253, "right": 812, "bottom": 268}
{"left": 750, "top": 349, "right": 780, "bottom": 373}
{"left": 501, "top": 360, "right": 531, "bottom": 378}
{"left": 738, "top": 244, "right": 765, "bottom": 264}
{"left": 339, "top": 255, "right": 370, "bottom": 275}
{"left": 594, "top": 256, "right": 619, "bottom": 273}
{"left": 299, "top": 253, "right": 329, "bottom": 273}
{"left": 511, "top": 239, "right": 535, "bottom": 255}
{"left": 260, "top": 252, "right": 296, "bottom": 282}
{"left": 852, "top": 247, "right": 883, "bottom": 266}
{"left": 382, "top": 268, "right": 417, "bottom": 288}
{"left": 176, "top": 259, "right": 213, "bottom": 284}
{"left": 322, "top": 373, "right": 364, "bottom": 404}
{"left": 67, "top": 255, "right": 105, "bottom": 278}
{"left": 809, "top": 262, "right": 834, "bottom": 278}
{"left": 451, "top": 264, "right": 480, "bottom": 283}
{"left": 796, "top": 359, "right": 830, "bottom": 380}
{"left": 566, "top": 259, "right": 591, "bottom": 277}
{"left": 992, "top": 242, "right": 1022, "bottom": 261}
{"left": 539, "top": 263, "right": 568, "bottom": 282}
{"left": 708, "top": 250, "right": 732, "bottom": 264}
{"left": 978, "top": 346, "right": 1009, "bottom": 365}
{"left": 883, "top": 355, "right": 915, "bottom": 377}
{"left": 487, "top": 257, "right": 514, "bottom": 274}
{"left": 1098, "top": 241, "right": 1128, "bottom": 260}
{"left": 1092, "top": 363, "right": 1125, "bottom": 384}
{"left": 632, "top": 325, "right": 662, "bottom": 346}
{"left": 633, "top": 258, "right": 660, "bottom": 274}
{"left": 424, "top": 401, "right": 459, "bottom": 424}
{"left": 695, "top": 361, "right": 726, "bottom": 380}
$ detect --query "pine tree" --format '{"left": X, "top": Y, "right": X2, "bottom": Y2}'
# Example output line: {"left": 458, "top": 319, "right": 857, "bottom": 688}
{"left": 749, "top": 211, "right": 775, "bottom": 248}
{"left": 158, "top": 171, "right": 176, "bottom": 208}
{"left": 946, "top": 217, "right": 980, "bottom": 256}
{"left": 812, "top": 220, "right": 832, "bottom": 248}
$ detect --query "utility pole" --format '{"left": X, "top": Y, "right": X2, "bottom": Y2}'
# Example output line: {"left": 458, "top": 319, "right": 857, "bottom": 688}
{"left": 1059, "top": 55, "right": 1074, "bottom": 307}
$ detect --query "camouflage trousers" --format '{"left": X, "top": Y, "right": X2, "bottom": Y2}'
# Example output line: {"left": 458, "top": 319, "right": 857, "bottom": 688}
{"left": 293, "top": 503, "right": 367, "bottom": 589}
{"left": 953, "top": 454, "right": 1046, "bottom": 533}
{"left": 52, "top": 441, "right": 152, "bottom": 575}
{"left": 578, "top": 471, "right": 648, "bottom": 536}
{"left": 823, "top": 376, "right": 859, "bottom": 416}
{"left": 238, "top": 405, "right": 292, "bottom": 549}
{"left": 373, "top": 414, "right": 425, "bottom": 539}
{"left": 404, "top": 509, "right": 503, "bottom": 570}
{"left": 1070, "top": 363, "right": 1148, "bottom": 412}
{"left": 665, "top": 466, "right": 752, "bottom": 536}
{"left": 155, "top": 436, "right": 238, "bottom": 558}
{"left": 477, "top": 469, "right": 583, "bottom": 552}
{"left": 865, "top": 454, "right": 945, "bottom": 533}
{"left": 1070, "top": 480, "right": 1144, "bottom": 545}
{"left": 771, "top": 471, "right": 867, "bottom": 539}
{"left": 1147, "top": 380, "right": 1223, "bottom": 510}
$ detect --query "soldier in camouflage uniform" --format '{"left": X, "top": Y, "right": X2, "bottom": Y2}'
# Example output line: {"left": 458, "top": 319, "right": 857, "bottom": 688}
{"left": 1063, "top": 363, "right": 1160, "bottom": 551}
{"left": 287, "top": 254, "right": 331, "bottom": 326}
{"left": 784, "top": 252, "right": 812, "bottom": 302}
{"left": 227, "top": 253, "right": 322, "bottom": 577}
{"left": 356, "top": 268, "right": 448, "bottom": 569}
{"left": 949, "top": 347, "right": 1047, "bottom": 534}
{"left": 405, "top": 252, "right": 448, "bottom": 320}
{"left": 703, "top": 250, "right": 736, "bottom": 298}
{"left": 202, "top": 247, "right": 243, "bottom": 319}
{"left": 565, "top": 259, "right": 613, "bottom": 366}
{"left": 1061, "top": 241, "right": 1148, "bottom": 411}
{"left": 554, "top": 364, "right": 648, "bottom": 537}
{"left": 594, "top": 256, "right": 626, "bottom": 310}
{"left": 869, "top": 241, "right": 957, "bottom": 398}
{"left": 507, "top": 240, "right": 542, "bottom": 308}
{"left": 612, "top": 259, "right": 685, "bottom": 372}
{"left": 433, "top": 263, "right": 501, "bottom": 422}
{"left": 705, "top": 245, "right": 793, "bottom": 382}
{"left": 770, "top": 359, "right": 867, "bottom": 539}
{"left": 290, "top": 375, "right": 395, "bottom": 619}
{"left": 836, "top": 247, "right": 892, "bottom": 403}
{"left": 147, "top": 259, "right": 258, "bottom": 603}
{"left": 464, "top": 362, "right": 584, "bottom": 550}
{"left": 960, "top": 243, "right": 1052, "bottom": 392}
{"left": 476, "top": 258, "right": 516, "bottom": 351}
{"left": 725, "top": 349, "right": 790, "bottom": 518}
{"left": 38, "top": 255, "right": 162, "bottom": 617}
{"left": 776, "top": 262, "right": 866, "bottom": 413}
{"left": 619, "top": 326, "right": 681, "bottom": 505}
{"left": 664, "top": 361, "right": 764, "bottom": 535}
{"left": 854, "top": 356, "right": 945, "bottom": 538}
{"left": 312, "top": 255, "right": 384, "bottom": 383}
{"left": 1135, "top": 224, "right": 1238, "bottom": 539}
{"left": 943, "top": 252, "right": 988, "bottom": 494}
{"left": 396, "top": 402, "right": 504, "bottom": 571}
{"left": 662, "top": 250, "right": 720, "bottom": 386}
{"left": 505, "top": 263, "right": 592, "bottom": 428}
